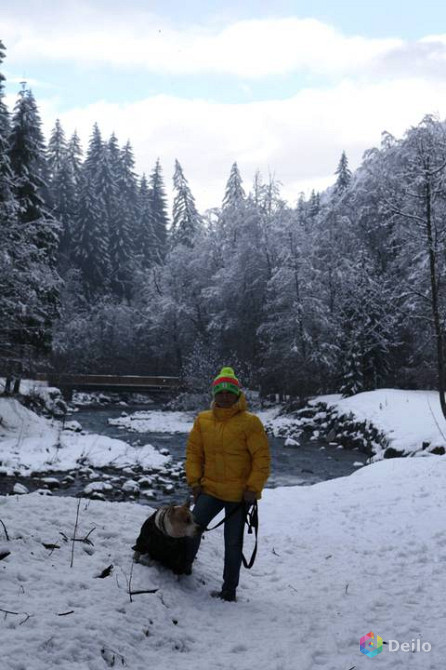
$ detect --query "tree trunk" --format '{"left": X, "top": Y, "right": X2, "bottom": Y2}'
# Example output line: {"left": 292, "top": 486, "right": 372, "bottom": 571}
{"left": 425, "top": 178, "right": 446, "bottom": 419}
{"left": 4, "top": 376, "right": 12, "bottom": 395}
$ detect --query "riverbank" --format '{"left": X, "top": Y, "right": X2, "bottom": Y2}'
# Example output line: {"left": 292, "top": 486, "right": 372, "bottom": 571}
{"left": 267, "top": 389, "right": 446, "bottom": 460}
{"left": 0, "top": 398, "right": 367, "bottom": 501}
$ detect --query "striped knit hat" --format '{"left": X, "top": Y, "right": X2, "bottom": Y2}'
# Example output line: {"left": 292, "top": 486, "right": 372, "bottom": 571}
{"left": 212, "top": 367, "right": 241, "bottom": 397}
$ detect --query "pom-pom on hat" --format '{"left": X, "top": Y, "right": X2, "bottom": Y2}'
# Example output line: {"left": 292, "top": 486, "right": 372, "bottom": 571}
{"left": 212, "top": 367, "right": 241, "bottom": 397}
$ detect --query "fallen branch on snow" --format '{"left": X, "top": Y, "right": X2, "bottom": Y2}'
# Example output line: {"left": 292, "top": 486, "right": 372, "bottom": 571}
{"left": 0, "top": 607, "right": 33, "bottom": 625}
{"left": 0, "top": 518, "right": 10, "bottom": 541}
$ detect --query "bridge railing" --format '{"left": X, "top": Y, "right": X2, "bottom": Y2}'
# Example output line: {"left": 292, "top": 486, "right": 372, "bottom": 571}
{"left": 45, "top": 374, "right": 182, "bottom": 389}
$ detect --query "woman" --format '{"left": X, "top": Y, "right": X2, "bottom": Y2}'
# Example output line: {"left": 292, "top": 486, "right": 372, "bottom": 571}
{"left": 185, "top": 366, "right": 270, "bottom": 601}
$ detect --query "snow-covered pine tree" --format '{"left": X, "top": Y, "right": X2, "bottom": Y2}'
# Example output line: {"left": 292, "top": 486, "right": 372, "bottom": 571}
{"left": 9, "top": 88, "right": 53, "bottom": 224}
{"left": 334, "top": 150, "right": 352, "bottom": 194}
{"left": 0, "top": 39, "right": 21, "bottom": 372}
{"left": 218, "top": 162, "right": 247, "bottom": 248}
{"left": 107, "top": 136, "right": 135, "bottom": 298}
{"left": 71, "top": 124, "right": 110, "bottom": 297}
{"left": 136, "top": 173, "right": 157, "bottom": 268}
{"left": 47, "top": 120, "right": 78, "bottom": 270}
{"left": 339, "top": 337, "right": 364, "bottom": 397}
{"left": 7, "top": 85, "right": 61, "bottom": 366}
{"left": 222, "top": 162, "right": 245, "bottom": 210}
{"left": 171, "top": 159, "right": 202, "bottom": 248}
{"left": 149, "top": 158, "right": 169, "bottom": 262}
{"left": 47, "top": 120, "right": 67, "bottom": 182}
{"left": 308, "top": 190, "right": 321, "bottom": 220}
{"left": 0, "top": 40, "right": 15, "bottom": 221}
{"left": 66, "top": 130, "right": 83, "bottom": 190}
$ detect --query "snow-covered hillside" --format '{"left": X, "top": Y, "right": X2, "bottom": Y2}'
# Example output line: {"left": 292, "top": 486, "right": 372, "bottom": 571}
{"left": 317, "top": 389, "right": 446, "bottom": 457}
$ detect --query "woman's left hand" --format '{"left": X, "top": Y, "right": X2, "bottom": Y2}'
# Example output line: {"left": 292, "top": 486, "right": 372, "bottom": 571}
{"left": 243, "top": 490, "right": 256, "bottom": 506}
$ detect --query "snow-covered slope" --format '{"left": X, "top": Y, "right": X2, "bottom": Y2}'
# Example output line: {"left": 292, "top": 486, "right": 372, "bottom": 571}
{"left": 0, "top": 398, "right": 170, "bottom": 474}
{"left": 316, "top": 389, "right": 446, "bottom": 456}
{"left": 1, "top": 454, "right": 445, "bottom": 669}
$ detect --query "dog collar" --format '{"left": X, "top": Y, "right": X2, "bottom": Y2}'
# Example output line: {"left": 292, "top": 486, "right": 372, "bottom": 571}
{"left": 154, "top": 508, "right": 169, "bottom": 535}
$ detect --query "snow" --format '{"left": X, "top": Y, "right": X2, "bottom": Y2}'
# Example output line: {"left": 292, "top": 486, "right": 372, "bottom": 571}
{"left": 315, "top": 389, "right": 446, "bottom": 456}
{"left": 0, "top": 378, "right": 65, "bottom": 413}
{"left": 1, "top": 390, "right": 446, "bottom": 665}
{"left": 0, "top": 398, "right": 170, "bottom": 474}
{"left": 262, "top": 389, "right": 446, "bottom": 457}
{"left": 108, "top": 406, "right": 282, "bottom": 435}
{"left": 108, "top": 409, "right": 194, "bottom": 433}
{"left": 0, "top": 454, "right": 445, "bottom": 669}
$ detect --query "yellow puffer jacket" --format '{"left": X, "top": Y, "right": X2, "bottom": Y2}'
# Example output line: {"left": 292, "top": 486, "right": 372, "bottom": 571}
{"left": 185, "top": 393, "right": 271, "bottom": 502}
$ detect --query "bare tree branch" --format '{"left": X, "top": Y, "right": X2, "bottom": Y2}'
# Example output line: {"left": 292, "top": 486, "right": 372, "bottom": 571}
{"left": 0, "top": 519, "right": 10, "bottom": 541}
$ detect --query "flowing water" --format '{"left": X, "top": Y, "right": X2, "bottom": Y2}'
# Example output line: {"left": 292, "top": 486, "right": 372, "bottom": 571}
{"left": 0, "top": 403, "right": 367, "bottom": 505}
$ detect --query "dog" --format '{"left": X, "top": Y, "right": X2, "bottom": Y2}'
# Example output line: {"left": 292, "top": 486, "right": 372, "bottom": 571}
{"left": 132, "top": 501, "right": 201, "bottom": 575}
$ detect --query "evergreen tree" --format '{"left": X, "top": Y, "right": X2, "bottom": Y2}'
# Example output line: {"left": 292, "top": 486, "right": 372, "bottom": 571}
{"left": 72, "top": 173, "right": 111, "bottom": 297}
{"left": 308, "top": 190, "right": 321, "bottom": 220}
{"left": 6, "top": 85, "right": 61, "bottom": 366}
{"left": 0, "top": 39, "right": 20, "bottom": 371}
{"left": 120, "top": 141, "right": 139, "bottom": 207}
{"left": 339, "top": 338, "right": 364, "bottom": 397}
{"left": 71, "top": 124, "right": 110, "bottom": 296}
{"left": 334, "top": 150, "right": 352, "bottom": 194}
{"left": 9, "top": 88, "right": 52, "bottom": 224}
{"left": 0, "top": 40, "right": 15, "bottom": 221}
{"left": 47, "top": 119, "right": 67, "bottom": 181}
{"left": 67, "top": 130, "right": 83, "bottom": 188}
{"left": 222, "top": 162, "right": 245, "bottom": 209}
{"left": 82, "top": 123, "right": 103, "bottom": 181}
{"left": 108, "top": 136, "right": 135, "bottom": 297}
{"left": 149, "top": 158, "right": 169, "bottom": 262}
{"left": 136, "top": 174, "right": 157, "bottom": 268}
{"left": 171, "top": 159, "right": 202, "bottom": 248}
{"left": 218, "top": 163, "right": 248, "bottom": 248}
{"left": 47, "top": 119, "right": 78, "bottom": 268}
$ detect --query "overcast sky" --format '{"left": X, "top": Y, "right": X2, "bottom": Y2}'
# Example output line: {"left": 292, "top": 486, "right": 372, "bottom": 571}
{"left": 2, "top": 0, "right": 446, "bottom": 210}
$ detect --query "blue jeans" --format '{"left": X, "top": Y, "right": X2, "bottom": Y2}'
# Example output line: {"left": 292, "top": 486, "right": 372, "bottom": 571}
{"left": 185, "top": 493, "right": 245, "bottom": 593}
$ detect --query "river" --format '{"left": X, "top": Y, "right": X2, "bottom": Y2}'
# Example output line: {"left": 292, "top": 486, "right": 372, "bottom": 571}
{"left": 0, "top": 404, "right": 367, "bottom": 505}
{"left": 73, "top": 404, "right": 367, "bottom": 490}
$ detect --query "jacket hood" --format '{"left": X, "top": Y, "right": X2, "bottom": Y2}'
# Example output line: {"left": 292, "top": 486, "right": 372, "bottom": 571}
{"left": 211, "top": 391, "right": 247, "bottom": 420}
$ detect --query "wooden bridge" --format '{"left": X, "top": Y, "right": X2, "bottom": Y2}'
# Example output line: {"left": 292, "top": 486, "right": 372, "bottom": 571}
{"left": 38, "top": 374, "right": 183, "bottom": 399}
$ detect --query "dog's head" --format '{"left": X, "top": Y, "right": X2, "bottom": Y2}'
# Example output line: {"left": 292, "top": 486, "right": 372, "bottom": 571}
{"left": 163, "top": 501, "right": 201, "bottom": 538}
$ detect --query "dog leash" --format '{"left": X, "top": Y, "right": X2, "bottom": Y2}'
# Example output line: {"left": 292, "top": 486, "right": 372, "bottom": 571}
{"left": 242, "top": 501, "right": 258, "bottom": 569}
{"left": 203, "top": 502, "right": 243, "bottom": 531}
{"left": 202, "top": 501, "right": 259, "bottom": 569}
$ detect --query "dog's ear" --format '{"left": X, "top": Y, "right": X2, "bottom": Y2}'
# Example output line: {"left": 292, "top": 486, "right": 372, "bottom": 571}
{"left": 182, "top": 497, "right": 191, "bottom": 509}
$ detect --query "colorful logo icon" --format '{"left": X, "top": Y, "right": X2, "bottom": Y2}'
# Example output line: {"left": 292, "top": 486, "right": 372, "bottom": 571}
{"left": 360, "top": 632, "right": 383, "bottom": 657}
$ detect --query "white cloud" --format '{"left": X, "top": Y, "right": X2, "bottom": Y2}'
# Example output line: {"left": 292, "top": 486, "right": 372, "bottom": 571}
{"left": 36, "top": 76, "right": 446, "bottom": 211}
{"left": 3, "top": 11, "right": 403, "bottom": 78}
{"left": 4, "top": 4, "right": 446, "bottom": 211}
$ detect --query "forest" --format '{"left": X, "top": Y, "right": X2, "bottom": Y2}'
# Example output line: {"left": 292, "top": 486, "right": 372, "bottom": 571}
{"left": 1, "top": 38, "right": 446, "bottom": 399}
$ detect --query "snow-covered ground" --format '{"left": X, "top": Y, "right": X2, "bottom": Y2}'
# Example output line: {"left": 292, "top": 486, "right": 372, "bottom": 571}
{"left": 0, "top": 377, "right": 64, "bottom": 411}
{"left": 0, "top": 398, "right": 169, "bottom": 475}
{"left": 1, "top": 454, "right": 445, "bottom": 670}
{"left": 1, "top": 388, "right": 446, "bottom": 667}
{"left": 315, "top": 389, "right": 446, "bottom": 457}
{"left": 109, "top": 409, "right": 195, "bottom": 434}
